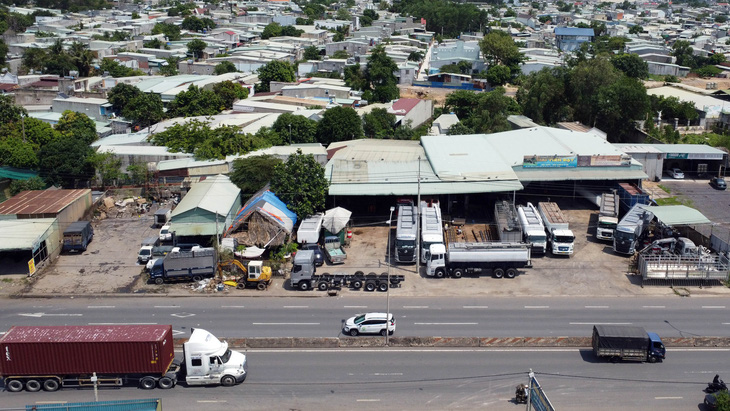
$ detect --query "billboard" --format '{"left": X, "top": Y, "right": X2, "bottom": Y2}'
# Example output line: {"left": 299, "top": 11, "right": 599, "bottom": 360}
{"left": 530, "top": 375, "right": 555, "bottom": 411}
{"left": 577, "top": 154, "right": 632, "bottom": 167}
{"left": 523, "top": 155, "right": 577, "bottom": 168}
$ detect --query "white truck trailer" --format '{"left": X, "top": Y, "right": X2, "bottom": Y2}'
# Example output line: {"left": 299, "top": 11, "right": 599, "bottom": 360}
{"left": 597, "top": 191, "right": 620, "bottom": 241}
{"left": 297, "top": 213, "right": 324, "bottom": 244}
{"left": 420, "top": 201, "right": 444, "bottom": 261}
{"left": 537, "top": 202, "right": 575, "bottom": 256}
{"left": 517, "top": 202, "right": 547, "bottom": 255}
{"left": 426, "top": 242, "right": 531, "bottom": 279}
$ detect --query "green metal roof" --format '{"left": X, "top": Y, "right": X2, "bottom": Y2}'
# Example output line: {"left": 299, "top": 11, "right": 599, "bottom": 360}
{"left": 642, "top": 205, "right": 711, "bottom": 226}
{"left": 0, "top": 166, "right": 39, "bottom": 180}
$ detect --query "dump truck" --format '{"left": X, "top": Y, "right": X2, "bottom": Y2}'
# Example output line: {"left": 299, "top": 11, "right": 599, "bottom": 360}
{"left": 597, "top": 191, "right": 620, "bottom": 241}
{"left": 0, "top": 325, "right": 247, "bottom": 392}
{"left": 150, "top": 248, "right": 217, "bottom": 284}
{"left": 537, "top": 202, "right": 575, "bottom": 256}
{"left": 517, "top": 202, "right": 547, "bottom": 255}
{"left": 61, "top": 221, "right": 94, "bottom": 253}
{"left": 426, "top": 242, "right": 532, "bottom": 279}
{"left": 323, "top": 235, "right": 347, "bottom": 264}
{"left": 218, "top": 259, "right": 273, "bottom": 290}
{"left": 592, "top": 325, "right": 665, "bottom": 363}
{"left": 290, "top": 250, "right": 403, "bottom": 291}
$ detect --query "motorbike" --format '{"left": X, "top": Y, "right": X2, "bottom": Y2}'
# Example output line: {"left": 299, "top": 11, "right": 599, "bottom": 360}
{"left": 515, "top": 384, "right": 529, "bottom": 404}
{"left": 705, "top": 375, "right": 728, "bottom": 393}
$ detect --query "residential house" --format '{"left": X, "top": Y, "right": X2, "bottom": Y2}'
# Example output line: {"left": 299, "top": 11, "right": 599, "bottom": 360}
{"left": 388, "top": 98, "right": 433, "bottom": 129}
{"left": 554, "top": 27, "right": 595, "bottom": 51}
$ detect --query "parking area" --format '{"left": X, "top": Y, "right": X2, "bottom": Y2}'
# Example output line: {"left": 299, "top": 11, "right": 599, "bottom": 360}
{"left": 656, "top": 177, "right": 730, "bottom": 241}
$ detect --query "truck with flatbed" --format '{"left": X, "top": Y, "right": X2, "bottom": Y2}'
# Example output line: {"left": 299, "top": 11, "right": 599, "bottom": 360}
{"left": 61, "top": 221, "right": 94, "bottom": 253}
{"left": 150, "top": 248, "right": 217, "bottom": 284}
{"left": 0, "top": 325, "right": 247, "bottom": 392}
{"left": 517, "top": 202, "right": 547, "bottom": 255}
{"left": 426, "top": 241, "right": 532, "bottom": 279}
{"left": 592, "top": 325, "right": 665, "bottom": 363}
{"left": 290, "top": 250, "right": 403, "bottom": 291}
{"left": 323, "top": 235, "right": 347, "bottom": 264}
{"left": 537, "top": 202, "right": 575, "bottom": 256}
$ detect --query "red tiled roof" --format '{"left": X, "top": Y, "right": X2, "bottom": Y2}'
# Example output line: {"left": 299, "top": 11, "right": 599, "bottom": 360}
{"left": 391, "top": 98, "right": 420, "bottom": 113}
{"left": 0, "top": 189, "right": 91, "bottom": 216}
{"left": 0, "top": 83, "right": 17, "bottom": 91}
{"left": 225, "top": 30, "right": 236, "bottom": 35}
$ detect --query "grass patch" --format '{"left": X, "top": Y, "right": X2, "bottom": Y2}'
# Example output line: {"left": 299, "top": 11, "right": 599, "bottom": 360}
{"left": 655, "top": 196, "right": 694, "bottom": 207}
{"left": 657, "top": 184, "right": 671, "bottom": 194}
{"left": 1, "top": 278, "right": 13, "bottom": 283}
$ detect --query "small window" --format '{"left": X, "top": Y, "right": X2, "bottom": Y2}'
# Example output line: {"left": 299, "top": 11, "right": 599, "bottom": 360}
{"left": 191, "top": 358, "right": 202, "bottom": 367}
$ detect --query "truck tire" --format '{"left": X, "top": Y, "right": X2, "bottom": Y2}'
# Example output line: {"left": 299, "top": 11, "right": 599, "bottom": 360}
{"left": 236, "top": 282, "right": 246, "bottom": 289}
{"left": 378, "top": 282, "right": 388, "bottom": 292}
{"left": 140, "top": 376, "right": 157, "bottom": 389}
{"left": 299, "top": 281, "right": 311, "bottom": 291}
{"left": 506, "top": 268, "right": 517, "bottom": 279}
{"left": 318, "top": 281, "right": 329, "bottom": 291}
{"left": 158, "top": 376, "right": 175, "bottom": 389}
{"left": 365, "top": 281, "right": 376, "bottom": 292}
{"left": 351, "top": 279, "right": 363, "bottom": 289}
{"left": 221, "top": 375, "right": 236, "bottom": 387}
{"left": 435, "top": 269, "right": 445, "bottom": 278}
{"left": 493, "top": 268, "right": 505, "bottom": 278}
{"left": 25, "top": 379, "right": 41, "bottom": 392}
{"left": 42, "top": 378, "right": 60, "bottom": 392}
{"left": 6, "top": 379, "right": 23, "bottom": 392}
{"left": 648, "top": 355, "right": 657, "bottom": 363}
{"left": 354, "top": 271, "right": 365, "bottom": 277}
{"left": 154, "top": 277, "right": 164, "bottom": 285}
{"left": 257, "top": 282, "right": 267, "bottom": 291}
{"left": 192, "top": 275, "right": 203, "bottom": 282}
{"left": 452, "top": 268, "right": 463, "bottom": 278}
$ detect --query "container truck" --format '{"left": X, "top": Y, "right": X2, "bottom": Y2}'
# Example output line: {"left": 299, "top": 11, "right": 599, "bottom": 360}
{"left": 150, "top": 248, "right": 217, "bottom": 284}
{"left": 517, "top": 202, "right": 547, "bottom": 255}
{"left": 613, "top": 204, "right": 654, "bottom": 255}
{"left": 0, "top": 325, "right": 247, "bottom": 392}
{"left": 537, "top": 202, "right": 575, "bottom": 256}
{"left": 420, "top": 201, "right": 444, "bottom": 261}
{"left": 592, "top": 325, "right": 665, "bottom": 363}
{"left": 426, "top": 242, "right": 531, "bottom": 279}
{"left": 494, "top": 200, "right": 522, "bottom": 242}
{"left": 297, "top": 213, "right": 323, "bottom": 244}
{"left": 395, "top": 204, "right": 418, "bottom": 263}
{"left": 597, "top": 191, "right": 620, "bottom": 241}
{"left": 154, "top": 208, "right": 171, "bottom": 228}
{"left": 61, "top": 221, "right": 94, "bottom": 252}
{"left": 290, "top": 250, "right": 403, "bottom": 291}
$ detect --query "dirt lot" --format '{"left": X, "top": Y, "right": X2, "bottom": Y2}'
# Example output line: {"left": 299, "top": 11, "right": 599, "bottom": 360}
{"left": 3, "top": 201, "right": 729, "bottom": 298}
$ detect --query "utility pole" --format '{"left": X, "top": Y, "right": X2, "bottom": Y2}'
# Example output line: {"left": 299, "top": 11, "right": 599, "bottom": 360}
{"left": 416, "top": 156, "right": 421, "bottom": 267}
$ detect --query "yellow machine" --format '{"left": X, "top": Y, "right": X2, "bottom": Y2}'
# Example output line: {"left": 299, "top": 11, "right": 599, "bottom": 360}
{"left": 218, "top": 260, "right": 272, "bottom": 290}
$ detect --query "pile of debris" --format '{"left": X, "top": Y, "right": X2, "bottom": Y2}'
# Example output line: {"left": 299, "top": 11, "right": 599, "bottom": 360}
{"left": 96, "top": 196, "right": 149, "bottom": 219}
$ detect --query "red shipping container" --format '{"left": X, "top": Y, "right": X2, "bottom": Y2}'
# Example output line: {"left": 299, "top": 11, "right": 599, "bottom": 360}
{"left": 0, "top": 325, "right": 175, "bottom": 376}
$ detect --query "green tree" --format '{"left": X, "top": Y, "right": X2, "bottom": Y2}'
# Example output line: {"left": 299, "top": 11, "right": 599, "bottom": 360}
{"left": 152, "top": 23, "right": 181, "bottom": 41}
{"left": 230, "top": 155, "right": 283, "bottom": 199}
{"left": 0, "top": 94, "right": 27, "bottom": 124}
{"left": 270, "top": 149, "right": 329, "bottom": 219}
{"left": 479, "top": 31, "right": 525, "bottom": 77}
{"left": 364, "top": 45, "right": 399, "bottom": 103}
{"left": 611, "top": 53, "right": 649, "bottom": 78}
{"left": 39, "top": 135, "right": 95, "bottom": 188}
{"left": 107, "top": 83, "right": 142, "bottom": 112}
{"left": 336, "top": 8, "right": 352, "bottom": 21}
{"left": 629, "top": 25, "right": 643, "bottom": 35}
{"left": 407, "top": 50, "right": 424, "bottom": 62}
{"left": 303, "top": 45, "right": 321, "bottom": 61}
{"left": 187, "top": 39, "right": 207, "bottom": 60}
{"left": 144, "top": 38, "right": 164, "bottom": 49}
{"left": 446, "top": 121, "right": 474, "bottom": 135}
{"left": 344, "top": 63, "right": 368, "bottom": 90}
{"left": 212, "top": 81, "right": 249, "bottom": 109}
{"left": 55, "top": 111, "right": 97, "bottom": 145}
{"left": 594, "top": 76, "right": 649, "bottom": 141}
{"left": 281, "top": 26, "right": 304, "bottom": 37}
{"left": 159, "top": 57, "right": 179, "bottom": 76}
{"left": 214, "top": 61, "right": 238, "bottom": 75}
{"left": 125, "top": 163, "right": 147, "bottom": 186}
{"left": 122, "top": 93, "right": 165, "bottom": 129}
{"left": 22, "top": 47, "right": 47, "bottom": 73}
{"left": 272, "top": 113, "right": 318, "bottom": 144}
{"left": 9, "top": 176, "right": 46, "bottom": 195}
{"left": 0, "top": 137, "right": 37, "bottom": 168}
{"left": 261, "top": 22, "right": 283, "bottom": 39}
{"left": 486, "top": 64, "right": 511, "bottom": 86}
{"left": 332, "top": 50, "right": 350, "bottom": 59}
{"left": 568, "top": 56, "right": 621, "bottom": 128}
{"left": 516, "top": 67, "right": 571, "bottom": 125}
{"left": 182, "top": 16, "right": 216, "bottom": 32}
{"left": 98, "top": 58, "right": 145, "bottom": 77}
{"left": 167, "top": 84, "right": 224, "bottom": 117}
{"left": 256, "top": 60, "right": 296, "bottom": 92}
{"left": 89, "top": 150, "right": 123, "bottom": 188}
{"left": 362, "top": 107, "right": 396, "bottom": 138}
{"left": 316, "top": 106, "right": 363, "bottom": 145}
{"left": 363, "top": 9, "right": 378, "bottom": 21}
{"left": 672, "top": 40, "right": 695, "bottom": 68}
{"left": 68, "top": 41, "right": 94, "bottom": 77}
{"left": 0, "top": 39, "right": 9, "bottom": 66}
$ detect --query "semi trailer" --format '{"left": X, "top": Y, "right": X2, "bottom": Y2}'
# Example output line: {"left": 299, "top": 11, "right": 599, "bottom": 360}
{"left": 517, "top": 202, "right": 547, "bottom": 254}
{"left": 537, "top": 202, "right": 575, "bottom": 256}
{"left": 426, "top": 242, "right": 532, "bottom": 279}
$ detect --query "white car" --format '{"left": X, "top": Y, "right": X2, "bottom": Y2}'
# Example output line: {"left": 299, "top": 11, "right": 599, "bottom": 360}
{"left": 159, "top": 225, "right": 173, "bottom": 241}
{"left": 343, "top": 312, "right": 395, "bottom": 336}
{"left": 669, "top": 168, "right": 684, "bottom": 179}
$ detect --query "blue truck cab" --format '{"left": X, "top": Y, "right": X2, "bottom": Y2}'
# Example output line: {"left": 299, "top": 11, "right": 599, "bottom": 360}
{"left": 647, "top": 332, "right": 666, "bottom": 360}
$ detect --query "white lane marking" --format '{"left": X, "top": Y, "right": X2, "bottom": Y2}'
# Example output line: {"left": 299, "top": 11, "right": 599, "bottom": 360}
{"left": 221, "top": 305, "right": 245, "bottom": 308}
{"left": 643, "top": 306, "right": 665, "bottom": 308}
{"left": 249, "top": 347, "right": 730, "bottom": 353}
{"left": 356, "top": 399, "right": 381, "bottom": 402}
{"left": 703, "top": 306, "right": 726, "bottom": 309}
{"left": 372, "top": 373, "right": 403, "bottom": 376}
{"left": 252, "top": 322, "right": 320, "bottom": 325}
{"left": 585, "top": 306, "right": 609, "bottom": 308}
{"left": 570, "top": 322, "right": 632, "bottom": 325}
{"left": 655, "top": 397, "right": 682, "bottom": 400}
{"left": 344, "top": 305, "right": 368, "bottom": 308}
{"left": 35, "top": 402, "right": 68, "bottom": 404}
{"left": 89, "top": 322, "right": 157, "bottom": 325}
{"left": 87, "top": 305, "right": 115, "bottom": 308}
{"left": 283, "top": 305, "right": 308, "bottom": 308}
{"left": 525, "top": 306, "right": 549, "bottom": 309}
{"left": 154, "top": 305, "right": 179, "bottom": 308}
{"left": 403, "top": 306, "right": 429, "bottom": 308}
{"left": 19, "top": 313, "right": 83, "bottom": 317}
{"left": 414, "top": 322, "right": 478, "bottom": 325}
{"left": 197, "top": 400, "right": 228, "bottom": 403}
{"left": 463, "top": 306, "right": 489, "bottom": 308}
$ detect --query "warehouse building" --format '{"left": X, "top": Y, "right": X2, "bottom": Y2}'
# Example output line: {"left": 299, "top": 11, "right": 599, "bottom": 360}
{"left": 614, "top": 143, "right": 727, "bottom": 181}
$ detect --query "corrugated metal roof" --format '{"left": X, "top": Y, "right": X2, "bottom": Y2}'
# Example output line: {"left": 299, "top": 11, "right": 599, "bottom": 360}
{"left": 0, "top": 218, "right": 56, "bottom": 250}
{"left": 642, "top": 205, "right": 711, "bottom": 225}
{"left": 0, "top": 189, "right": 90, "bottom": 216}
{"left": 613, "top": 143, "right": 664, "bottom": 154}
{"left": 647, "top": 144, "right": 727, "bottom": 155}
{"left": 91, "top": 132, "right": 150, "bottom": 147}
{"left": 171, "top": 175, "right": 240, "bottom": 218}
{"left": 0, "top": 325, "right": 170, "bottom": 343}
{"left": 95, "top": 145, "right": 193, "bottom": 157}
{"left": 169, "top": 222, "right": 219, "bottom": 236}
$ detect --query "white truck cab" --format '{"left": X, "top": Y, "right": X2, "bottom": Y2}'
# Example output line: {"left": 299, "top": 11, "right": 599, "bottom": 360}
{"left": 549, "top": 228, "right": 575, "bottom": 256}
{"left": 425, "top": 243, "right": 447, "bottom": 276}
{"left": 183, "top": 328, "right": 248, "bottom": 386}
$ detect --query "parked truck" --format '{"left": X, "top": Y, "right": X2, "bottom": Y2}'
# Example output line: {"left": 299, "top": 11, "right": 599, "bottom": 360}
{"left": 0, "top": 325, "right": 247, "bottom": 392}
{"left": 154, "top": 208, "right": 172, "bottom": 228}
{"left": 597, "top": 191, "right": 620, "bottom": 241}
{"left": 297, "top": 213, "right": 323, "bottom": 244}
{"left": 323, "top": 235, "right": 347, "bottom": 264}
{"left": 421, "top": 200, "right": 444, "bottom": 261}
{"left": 517, "top": 202, "right": 547, "bottom": 255}
{"left": 592, "top": 325, "right": 666, "bottom": 363}
{"left": 426, "top": 242, "right": 532, "bottom": 279}
{"left": 61, "top": 221, "right": 94, "bottom": 253}
{"left": 637, "top": 237, "right": 730, "bottom": 282}
{"left": 290, "top": 250, "right": 403, "bottom": 291}
{"left": 394, "top": 203, "right": 418, "bottom": 264}
{"left": 616, "top": 182, "right": 651, "bottom": 214}
{"left": 537, "top": 202, "right": 575, "bottom": 256}
{"left": 494, "top": 201, "right": 522, "bottom": 243}
{"left": 613, "top": 204, "right": 654, "bottom": 255}
{"left": 150, "top": 248, "right": 217, "bottom": 284}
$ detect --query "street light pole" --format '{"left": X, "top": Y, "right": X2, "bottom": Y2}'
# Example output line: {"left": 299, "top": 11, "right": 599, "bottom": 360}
{"left": 288, "top": 123, "right": 292, "bottom": 145}
{"left": 386, "top": 206, "right": 395, "bottom": 346}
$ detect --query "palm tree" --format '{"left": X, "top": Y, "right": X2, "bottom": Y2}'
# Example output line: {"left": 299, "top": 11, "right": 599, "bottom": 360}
{"left": 69, "top": 42, "right": 94, "bottom": 77}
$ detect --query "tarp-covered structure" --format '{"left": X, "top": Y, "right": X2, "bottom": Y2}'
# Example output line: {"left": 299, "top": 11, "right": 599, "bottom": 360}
{"left": 323, "top": 207, "right": 351, "bottom": 234}
{"left": 224, "top": 189, "right": 297, "bottom": 247}
{"left": 641, "top": 205, "right": 711, "bottom": 226}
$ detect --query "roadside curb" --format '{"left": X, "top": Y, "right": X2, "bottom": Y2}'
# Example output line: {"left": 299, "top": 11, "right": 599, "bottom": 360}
{"left": 173, "top": 336, "right": 730, "bottom": 348}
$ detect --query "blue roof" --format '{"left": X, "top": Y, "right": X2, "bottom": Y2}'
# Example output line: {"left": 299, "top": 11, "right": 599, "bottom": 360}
{"left": 225, "top": 190, "right": 297, "bottom": 236}
{"left": 554, "top": 27, "right": 595, "bottom": 36}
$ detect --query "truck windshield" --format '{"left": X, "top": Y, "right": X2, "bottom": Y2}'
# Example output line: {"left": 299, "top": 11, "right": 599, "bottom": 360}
{"left": 554, "top": 235, "right": 575, "bottom": 243}
{"left": 395, "top": 239, "right": 416, "bottom": 249}
{"left": 220, "top": 349, "right": 232, "bottom": 363}
{"left": 614, "top": 230, "right": 633, "bottom": 241}
{"left": 140, "top": 249, "right": 151, "bottom": 256}
{"left": 528, "top": 234, "right": 546, "bottom": 243}
{"left": 598, "top": 221, "right": 617, "bottom": 229}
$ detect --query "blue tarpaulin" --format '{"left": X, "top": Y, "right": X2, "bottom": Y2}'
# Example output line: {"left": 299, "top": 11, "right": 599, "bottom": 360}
{"left": 225, "top": 190, "right": 297, "bottom": 238}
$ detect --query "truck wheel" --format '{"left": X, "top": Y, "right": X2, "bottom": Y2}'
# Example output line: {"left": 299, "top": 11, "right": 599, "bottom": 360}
{"left": 6, "top": 379, "right": 23, "bottom": 392}
{"left": 154, "top": 277, "right": 164, "bottom": 285}
{"left": 157, "top": 376, "right": 174, "bottom": 389}
{"left": 493, "top": 268, "right": 505, "bottom": 278}
{"left": 378, "top": 282, "right": 388, "bottom": 292}
{"left": 351, "top": 279, "right": 363, "bottom": 289}
{"left": 318, "top": 281, "right": 329, "bottom": 291}
{"left": 221, "top": 375, "right": 236, "bottom": 387}
{"left": 299, "top": 281, "right": 311, "bottom": 291}
{"left": 365, "top": 281, "right": 376, "bottom": 292}
{"left": 610, "top": 356, "right": 620, "bottom": 363}
{"left": 192, "top": 275, "right": 203, "bottom": 282}
{"left": 354, "top": 271, "right": 365, "bottom": 277}
{"left": 139, "top": 376, "right": 156, "bottom": 389}
{"left": 25, "top": 379, "right": 41, "bottom": 392}
{"left": 257, "top": 282, "right": 267, "bottom": 291}
{"left": 453, "top": 269, "right": 463, "bottom": 278}
{"left": 506, "top": 268, "right": 517, "bottom": 279}
{"left": 236, "top": 282, "right": 246, "bottom": 290}
{"left": 648, "top": 356, "right": 657, "bottom": 363}
{"left": 435, "top": 269, "right": 445, "bottom": 278}
{"left": 349, "top": 329, "right": 359, "bottom": 336}
{"left": 42, "top": 378, "right": 60, "bottom": 392}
